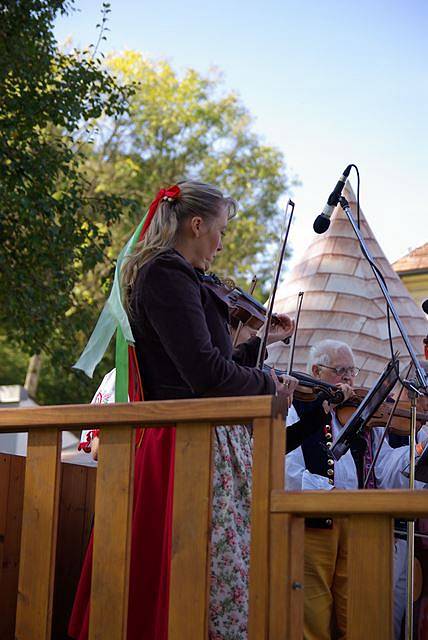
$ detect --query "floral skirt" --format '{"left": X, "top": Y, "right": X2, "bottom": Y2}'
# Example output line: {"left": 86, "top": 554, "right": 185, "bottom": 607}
{"left": 209, "top": 425, "right": 253, "bottom": 640}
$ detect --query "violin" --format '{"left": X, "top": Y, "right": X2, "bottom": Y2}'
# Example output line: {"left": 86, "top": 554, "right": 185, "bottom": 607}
{"left": 268, "top": 367, "right": 428, "bottom": 435}
{"left": 266, "top": 366, "right": 346, "bottom": 405}
{"left": 335, "top": 388, "right": 428, "bottom": 435}
{"left": 200, "top": 272, "right": 283, "bottom": 331}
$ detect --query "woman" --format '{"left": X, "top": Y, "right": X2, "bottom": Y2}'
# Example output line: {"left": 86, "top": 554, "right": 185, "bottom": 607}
{"left": 69, "top": 181, "right": 298, "bottom": 640}
{"left": 208, "top": 323, "right": 283, "bottom": 640}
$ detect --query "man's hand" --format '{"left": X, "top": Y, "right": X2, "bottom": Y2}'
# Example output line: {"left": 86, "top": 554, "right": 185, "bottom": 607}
{"left": 322, "top": 383, "right": 354, "bottom": 414}
{"left": 335, "top": 383, "right": 354, "bottom": 403}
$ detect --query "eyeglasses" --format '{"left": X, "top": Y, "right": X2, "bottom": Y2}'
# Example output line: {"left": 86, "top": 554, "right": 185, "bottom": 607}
{"left": 317, "top": 364, "right": 360, "bottom": 377}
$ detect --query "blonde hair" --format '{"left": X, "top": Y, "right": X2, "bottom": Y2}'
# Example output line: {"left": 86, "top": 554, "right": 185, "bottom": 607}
{"left": 121, "top": 180, "right": 236, "bottom": 307}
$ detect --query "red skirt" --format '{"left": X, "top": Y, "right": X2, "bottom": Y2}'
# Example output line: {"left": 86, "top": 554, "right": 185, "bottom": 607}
{"left": 68, "top": 427, "right": 176, "bottom": 640}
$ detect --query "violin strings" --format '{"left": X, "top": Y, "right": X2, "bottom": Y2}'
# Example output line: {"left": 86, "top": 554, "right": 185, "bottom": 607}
{"left": 270, "top": 290, "right": 304, "bottom": 377}
{"left": 232, "top": 275, "right": 257, "bottom": 348}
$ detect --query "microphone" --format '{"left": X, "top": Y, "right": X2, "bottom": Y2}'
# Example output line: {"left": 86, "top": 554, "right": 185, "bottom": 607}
{"left": 313, "top": 165, "right": 352, "bottom": 234}
{"left": 422, "top": 299, "right": 428, "bottom": 314}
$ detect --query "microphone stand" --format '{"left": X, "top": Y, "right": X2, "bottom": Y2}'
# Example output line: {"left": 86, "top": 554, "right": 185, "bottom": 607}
{"left": 339, "top": 195, "right": 428, "bottom": 640}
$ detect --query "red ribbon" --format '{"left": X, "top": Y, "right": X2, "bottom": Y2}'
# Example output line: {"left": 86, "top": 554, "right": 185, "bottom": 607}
{"left": 133, "top": 185, "right": 180, "bottom": 446}
{"left": 138, "top": 185, "right": 181, "bottom": 241}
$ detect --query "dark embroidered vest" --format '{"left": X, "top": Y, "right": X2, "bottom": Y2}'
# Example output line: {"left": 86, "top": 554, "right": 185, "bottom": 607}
{"left": 293, "top": 400, "right": 410, "bottom": 530}
{"left": 293, "top": 399, "right": 366, "bottom": 529}
{"left": 294, "top": 399, "right": 368, "bottom": 486}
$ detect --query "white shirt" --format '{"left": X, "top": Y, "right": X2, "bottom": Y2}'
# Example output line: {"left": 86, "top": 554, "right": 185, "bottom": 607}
{"left": 285, "top": 405, "right": 428, "bottom": 491}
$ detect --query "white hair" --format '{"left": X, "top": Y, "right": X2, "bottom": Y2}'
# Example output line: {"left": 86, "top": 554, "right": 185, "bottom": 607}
{"left": 307, "top": 339, "right": 354, "bottom": 374}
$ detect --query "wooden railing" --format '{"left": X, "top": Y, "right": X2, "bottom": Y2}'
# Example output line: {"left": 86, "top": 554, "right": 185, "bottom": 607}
{"left": 0, "top": 396, "right": 426, "bottom": 639}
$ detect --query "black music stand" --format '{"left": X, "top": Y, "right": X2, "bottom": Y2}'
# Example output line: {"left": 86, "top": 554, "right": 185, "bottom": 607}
{"left": 330, "top": 357, "right": 400, "bottom": 461}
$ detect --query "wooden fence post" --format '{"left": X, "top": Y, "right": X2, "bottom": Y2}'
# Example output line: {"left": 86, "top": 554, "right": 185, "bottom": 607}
{"left": 347, "top": 514, "right": 393, "bottom": 640}
{"left": 269, "top": 514, "right": 305, "bottom": 640}
{"left": 248, "top": 416, "right": 272, "bottom": 640}
{"left": 89, "top": 426, "right": 135, "bottom": 640}
{"left": 268, "top": 412, "right": 305, "bottom": 640}
{"left": 169, "top": 422, "right": 212, "bottom": 639}
{"left": 15, "top": 428, "right": 61, "bottom": 640}
{"left": 249, "top": 409, "right": 287, "bottom": 640}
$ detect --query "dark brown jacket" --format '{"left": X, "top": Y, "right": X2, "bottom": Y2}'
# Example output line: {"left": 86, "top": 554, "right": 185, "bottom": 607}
{"left": 130, "top": 249, "right": 275, "bottom": 401}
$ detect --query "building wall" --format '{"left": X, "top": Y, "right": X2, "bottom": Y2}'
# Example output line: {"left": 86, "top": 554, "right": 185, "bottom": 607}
{"left": 397, "top": 272, "right": 428, "bottom": 316}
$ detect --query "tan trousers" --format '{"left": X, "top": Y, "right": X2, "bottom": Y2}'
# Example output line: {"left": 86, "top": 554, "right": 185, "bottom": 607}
{"left": 304, "top": 518, "right": 348, "bottom": 640}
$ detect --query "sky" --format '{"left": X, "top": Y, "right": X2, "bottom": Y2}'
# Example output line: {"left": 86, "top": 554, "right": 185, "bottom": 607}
{"left": 55, "top": 0, "right": 428, "bottom": 273}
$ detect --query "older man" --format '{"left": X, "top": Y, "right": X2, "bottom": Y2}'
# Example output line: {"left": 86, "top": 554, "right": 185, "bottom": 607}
{"left": 286, "top": 339, "right": 427, "bottom": 640}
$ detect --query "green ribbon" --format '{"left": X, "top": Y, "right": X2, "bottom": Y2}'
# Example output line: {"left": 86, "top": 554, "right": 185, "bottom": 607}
{"left": 73, "top": 212, "right": 148, "bottom": 397}
{"left": 114, "top": 325, "right": 129, "bottom": 403}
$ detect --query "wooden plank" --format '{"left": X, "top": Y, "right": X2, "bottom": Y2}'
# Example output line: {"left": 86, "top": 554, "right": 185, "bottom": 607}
{"left": 0, "top": 454, "right": 25, "bottom": 640}
{"left": 0, "top": 453, "right": 11, "bottom": 589}
{"left": 15, "top": 429, "right": 61, "bottom": 640}
{"left": 269, "top": 409, "right": 305, "bottom": 640}
{"left": 89, "top": 426, "right": 134, "bottom": 640}
{"left": 270, "top": 413, "right": 286, "bottom": 491}
{"left": 268, "top": 515, "right": 304, "bottom": 640}
{"left": 268, "top": 513, "right": 288, "bottom": 640}
{"left": 168, "top": 422, "right": 212, "bottom": 639}
{"left": 248, "top": 417, "right": 271, "bottom": 640}
{"left": 271, "top": 489, "right": 428, "bottom": 517}
{"left": 82, "top": 466, "right": 97, "bottom": 563}
{"left": 52, "top": 463, "right": 89, "bottom": 640}
{"left": 287, "top": 517, "right": 304, "bottom": 640}
{"left": 347, "top": 515, "right": 393, "bottom": 640}
{"left": 0, "top": 396, "right": 275, "bottom": 432}
{"left": 204, "top": 428, "right": 214, "bottom": 633}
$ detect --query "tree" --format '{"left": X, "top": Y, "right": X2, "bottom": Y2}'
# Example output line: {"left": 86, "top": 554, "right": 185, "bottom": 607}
{"left": 85, "top": 52, "right": 294, "bottom": 292}
{"left": 1, "top": 40, "right": 294, "bottom": 404}
{"left": 0, "top": 1, "right": 134, "bottom": 402}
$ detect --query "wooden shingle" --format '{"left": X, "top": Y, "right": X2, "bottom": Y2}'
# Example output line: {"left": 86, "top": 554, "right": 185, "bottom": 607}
{"left": 270, "top": 183, "right": 428, "bottom": 384}
{"left": 393, "top": 243, "right": 428, "bottom": 275}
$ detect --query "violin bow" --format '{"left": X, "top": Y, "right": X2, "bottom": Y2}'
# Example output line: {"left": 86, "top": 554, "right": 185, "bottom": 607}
{"left": 256, "top": 199, "right": 295, "bottom": 369}
{"left": 286, "top": 291, "right": 304, "bottom": 375}
{"left": 232, "top": 275, "right": 258, "bottom": 348}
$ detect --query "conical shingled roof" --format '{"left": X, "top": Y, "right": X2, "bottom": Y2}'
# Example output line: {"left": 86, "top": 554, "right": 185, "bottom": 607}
{"left": 269, "top": 184, "right": 428, "bottom": 387}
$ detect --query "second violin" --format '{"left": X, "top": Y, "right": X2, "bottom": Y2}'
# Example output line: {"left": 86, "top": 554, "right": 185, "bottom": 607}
{"left": 335, "top": 388, "right": 428, "bottom": 435}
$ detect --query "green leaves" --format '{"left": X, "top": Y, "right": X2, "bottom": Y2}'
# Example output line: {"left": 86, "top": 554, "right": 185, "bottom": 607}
{"left": 0, "top": 1, "right": 133, "bottom": 400}
{"left": 0, "top": 19, "right": 294, "bottom": 403}
{"left": 88, "top": 53, "right": 294, "bottom": 296}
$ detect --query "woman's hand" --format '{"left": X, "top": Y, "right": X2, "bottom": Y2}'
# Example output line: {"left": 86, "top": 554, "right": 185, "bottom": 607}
{"left": 258, "top": 314, "right": 295, "bottom": 346}
{"left": 270, "top": 368, "right": 298, "bottom": 408}
{"left": 91, "top": 436, "right": 99, "bottom": 461}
